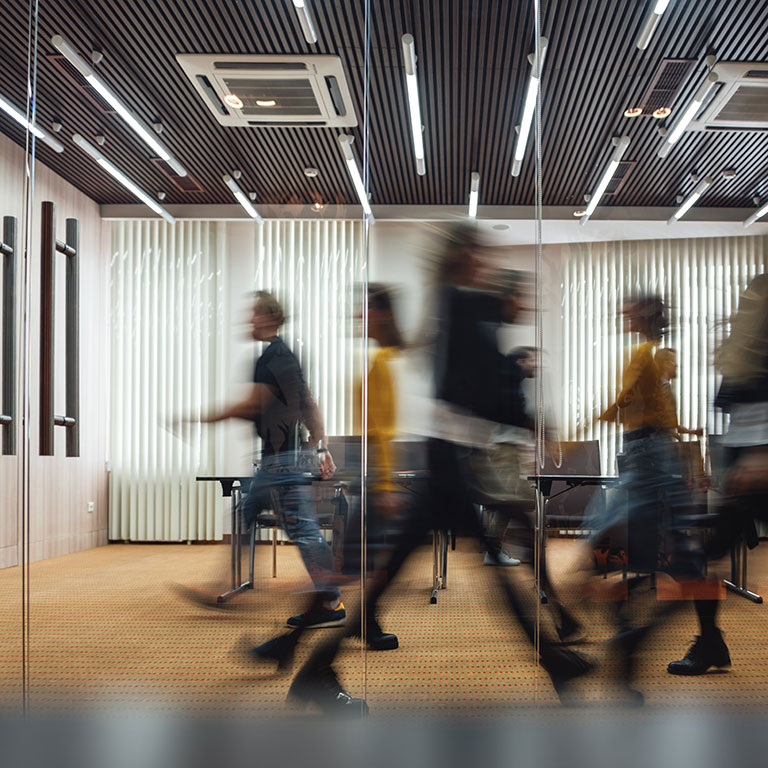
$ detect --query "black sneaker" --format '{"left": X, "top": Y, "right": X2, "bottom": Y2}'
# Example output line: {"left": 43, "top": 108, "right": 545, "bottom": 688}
{"left": 287, "top": 666, "right": 368, "bottom": 717}
{"left": 667, "top": 631, "right": 731, "bottom": 676}
{"left": 286, "top": 601, "right": 347, "bottom": 629}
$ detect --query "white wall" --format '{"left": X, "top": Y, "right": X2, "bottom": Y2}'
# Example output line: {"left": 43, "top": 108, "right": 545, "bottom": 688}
{"left": 0, "top": 132, "right": 109, "bottom": 566}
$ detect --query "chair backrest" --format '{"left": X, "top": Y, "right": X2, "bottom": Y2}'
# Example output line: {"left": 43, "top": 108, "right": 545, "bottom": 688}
{"left": 543, "top": 440, "right": 604, "bottom": 528}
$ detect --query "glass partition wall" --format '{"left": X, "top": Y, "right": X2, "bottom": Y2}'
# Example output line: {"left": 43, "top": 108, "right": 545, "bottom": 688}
{"left": 5, "top": 0, "right": 767, "bottom": 726}
{"left": 0, "top": 0, "right": 40, "bottom": 713}
{"left": 18, "top": 0, "right": 371, "bottom": 718}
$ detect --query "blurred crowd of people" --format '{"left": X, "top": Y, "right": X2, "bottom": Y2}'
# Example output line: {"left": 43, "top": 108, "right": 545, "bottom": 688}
{"left": 179, "top": 224, "right": 768, "bottom": 715}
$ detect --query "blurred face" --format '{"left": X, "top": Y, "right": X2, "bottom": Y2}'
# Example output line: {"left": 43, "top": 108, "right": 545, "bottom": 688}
{"left": 250, "top": 301, "right": 279, "bottom": 341}
{"left": 518, "top": 353, "right": 536, "bottom": 378}
{"left": 661, "top": 355, "right": 677, "bottom": 380}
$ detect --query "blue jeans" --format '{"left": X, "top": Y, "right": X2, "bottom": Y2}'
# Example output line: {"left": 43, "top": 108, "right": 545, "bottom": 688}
{"left": 241, "top": 453, "right": 340, "bottom": 601}
{"left": 589, "top": 429, "right": 687, "bottom": 572}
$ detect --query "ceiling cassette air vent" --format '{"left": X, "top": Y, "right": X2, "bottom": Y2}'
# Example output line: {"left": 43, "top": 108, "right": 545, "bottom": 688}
{"left": 689, "top": 62, "right": 768, "bottom": 132}
{"left": 176, "top": 54, "right": 357, "bottom": 127}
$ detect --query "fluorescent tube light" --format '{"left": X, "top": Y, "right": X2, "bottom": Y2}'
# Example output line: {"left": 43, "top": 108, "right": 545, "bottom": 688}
{"left": 338, "top": 134, "right": 373, "bottom": 220}
{"left": 636, "top": 0, "right": 673, "bottom": 50}
{"left": 658, "top": 71, "right": 719, "bottom": 157}
{"left": 468, "top": 172, "right": 480, "bottom": 219}
{"left": 52, "top": 35, "right": 187, "bottom": 176}
{"left": 668, "top": 176, "right": 713, "bottom": 224}
{"left": 72, "top": 134, "right": 174, "bottom": 222}
{"left": 580, "top": 136, "right": 631, "bottom": 225}
{"left": 744, "top": 200, "right": 768, "bottom": 227}
{"left": 511, "top": 37, "right": 548, "bottom": 177}
{"left": 292, "top": 0, "right": 318, "bottom": 45}
{"left": 223, "top": 175, "right": 263, "bottom": 221}
{"left": 401, "top": 34, "right": 426, "bottom": 176}
{"left": 0, "top": 94, "right": 64, "bottom": 152}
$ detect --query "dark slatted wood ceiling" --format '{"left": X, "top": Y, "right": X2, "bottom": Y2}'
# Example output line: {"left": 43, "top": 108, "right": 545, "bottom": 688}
{"left": 1, "top": 0, "right": 767, "bottom": 210}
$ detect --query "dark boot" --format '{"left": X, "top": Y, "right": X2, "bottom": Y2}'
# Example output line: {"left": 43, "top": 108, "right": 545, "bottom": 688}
{"left": 347, "top": 616, "right": 399, "bottom": 650}
{"left": 250, "top": 631, "right": 299, "bottom": 671}
{"left": 667, "top": 630, "right": 731, "bottom": 676}
{"left": 365, "top": 617, "right": 399, "bottom": 651}
{"left": 540, "top": 646, "right": 593, "bottom": 705}
{"left": 287, "top": 665, "right": 368, "bottom": 716}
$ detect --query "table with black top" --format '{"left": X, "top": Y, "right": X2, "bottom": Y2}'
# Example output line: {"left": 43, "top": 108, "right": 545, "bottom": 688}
{"left": 528, "top": 474, "right": 619, "bottom": 602}
{"left": 196, "top": 475, "right": 253, "bottom": 602}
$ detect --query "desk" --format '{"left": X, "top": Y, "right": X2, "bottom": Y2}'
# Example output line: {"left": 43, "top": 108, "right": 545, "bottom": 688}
{"left": 394, "top": 469, "right": 449, "bottom": 604}
{"left": 196, "top": 475, "right": 254, "bottom": 602}
{"left": 528, "top": 474, "right": 619, "bottom": 602}
{"left": 724, "top": 539, "right": 763, "bottom": 603}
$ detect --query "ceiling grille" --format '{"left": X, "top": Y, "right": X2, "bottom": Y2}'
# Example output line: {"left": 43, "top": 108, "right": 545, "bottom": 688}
{"left": 640, "top": 59, "right": 695, "bottom": 111}
{"left": 605, "top": 161, "right": 635, "bottom": 196}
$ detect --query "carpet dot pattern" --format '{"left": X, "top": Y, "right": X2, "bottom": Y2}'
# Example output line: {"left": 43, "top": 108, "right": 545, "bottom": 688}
{"left": 0, "top": 539, "right": 766, "bottom": 716}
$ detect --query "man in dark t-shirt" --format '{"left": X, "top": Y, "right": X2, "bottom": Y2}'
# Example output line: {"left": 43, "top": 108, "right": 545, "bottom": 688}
{"left": 203, "top": 291, "right": 344, "bottom": 629}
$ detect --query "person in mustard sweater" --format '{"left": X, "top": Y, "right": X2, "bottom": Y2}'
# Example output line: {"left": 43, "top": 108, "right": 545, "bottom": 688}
{"left": 592, "top": 295, "right": 696, "bottom": 703}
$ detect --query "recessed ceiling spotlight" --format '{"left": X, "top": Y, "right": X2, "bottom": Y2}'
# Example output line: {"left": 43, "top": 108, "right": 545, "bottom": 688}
{"left": 157, "top": 191, "right": 166, "bottom": 200}
{"left": 573, "top": 210, "right": 586, "bottom": 217}
{"left": 652, "top": 107, "right": 671, "bottom": 119}
{"left": 224, "top": 93, "right": 243, "bottom": 109}
{"left": 95, "top": 134, "right": 106, "bottom": 145}
{"left": 256, "top": 99, "right": 277, "bottom": 107}
{"left": 492, "top": 224, "right": 509, "bottom": 231}
{"left": 51, "top": 120, "right": 62, "bottom": 132}
{"left": 624, "top": 107, "right": 643, "bottom": 118}
{"left": 304, "top": 167, "right": 319, "bottom": 177}
{"left": 311, "top": 201, "right": 325, "bottom": 212}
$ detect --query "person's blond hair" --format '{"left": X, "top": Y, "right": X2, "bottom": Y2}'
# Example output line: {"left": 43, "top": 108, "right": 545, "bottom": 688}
{"left": 254, "top": 290, "right": 286, "bottom": 326}
{"left": 717, "top": 274, "right": 768, "bottom": 384}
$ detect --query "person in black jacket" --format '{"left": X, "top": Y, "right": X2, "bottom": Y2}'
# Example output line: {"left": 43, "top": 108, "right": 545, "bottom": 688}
{"left": 668, "top": 274, "right": 768, "bottom": 675}
{"left": 270, "top": 225, "right": 591, "bottom": 714}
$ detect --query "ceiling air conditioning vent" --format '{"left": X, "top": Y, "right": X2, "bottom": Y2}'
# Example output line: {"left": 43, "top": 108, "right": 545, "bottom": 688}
{"left": 604, "top": 161, "right": 635, "bottom": 196}
{"left": 176, "top": 55, "right": 357, "bottom": 128}
{"left": 640, "top": 59, "right": 695, "bottom": 112}
{"left": 690, "top": 62, "right": 768, "bottom": 131}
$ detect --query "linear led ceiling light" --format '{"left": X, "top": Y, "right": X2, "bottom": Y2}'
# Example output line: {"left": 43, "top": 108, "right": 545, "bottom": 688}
{"left": 401, "top": 34, "right": 426, "bottom": 176}
{"left": 338, "top": 134, "right": 373, "bottom": 220}
{"left": 52, "top": 35, "right": 187, "bottom": 176}
{"left": 658, "top": 71, "right": 719, "bottom": 158}
{"left": 292, "top": 1, "right": 318, "bottom": 44}
{"left": 72, "top": 134, "right": 175, "bottom": 222}
{"left": 745, "top": 198, "right": 768, "bottom": 227}
{"left": 580, "top": 136, "right": 631, "bottom": 225}
{"left": 0, "top": 94, "right": 64, "bottom": 152}
{"left": 636, "top": 0, "right": 673, "bottom": 50}
{"left": 668, "top": 176, "right": 713, "bottom": 224}
{"left": 468, "top": 172, "right": 480, "bottom": 219}
{"left": 223, "top": 174, "right": 263, "bottom": 222}
{"left": 511, "top": 36, "right": 548, "bottom": 177}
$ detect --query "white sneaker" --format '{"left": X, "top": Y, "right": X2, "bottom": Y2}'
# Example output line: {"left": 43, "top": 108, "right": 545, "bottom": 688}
{"left": 484, "top": 551, "right": 521, "bottom": 566}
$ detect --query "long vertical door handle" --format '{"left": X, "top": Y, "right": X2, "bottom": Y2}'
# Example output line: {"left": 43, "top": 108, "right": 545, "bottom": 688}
{"left": 1, "top": 216, "right": 16, "bottom": 455}
{"left": 39, "top": 201, "right": 80, "bottom": 457}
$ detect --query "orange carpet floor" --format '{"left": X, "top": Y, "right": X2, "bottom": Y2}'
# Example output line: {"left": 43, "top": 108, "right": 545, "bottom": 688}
{"left": 1, "top": 539, "right": 767, "bottom": 717}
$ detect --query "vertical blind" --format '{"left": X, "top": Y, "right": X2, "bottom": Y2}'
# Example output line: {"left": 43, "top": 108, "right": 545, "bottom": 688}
{"left": 109, "top": 219, "right": 363, "bottom": 541}
{"left": 254, "top": 220, "right": 363, "bottom": 439}
{"left": 561, "top": 235, "right": 768, "bottom": 474}
{"left": 109, "top": 220, "right": 226, "bottom": 541}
